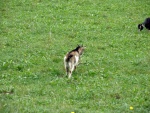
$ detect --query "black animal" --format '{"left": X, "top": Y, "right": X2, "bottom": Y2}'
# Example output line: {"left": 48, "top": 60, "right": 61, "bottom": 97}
{"left": 138, "top": 17, "right": 150, "bottom": 31}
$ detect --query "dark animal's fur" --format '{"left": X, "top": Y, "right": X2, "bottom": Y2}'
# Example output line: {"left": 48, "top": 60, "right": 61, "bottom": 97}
{"left": 138, "top": 17, "right": 150, "bottom": 31}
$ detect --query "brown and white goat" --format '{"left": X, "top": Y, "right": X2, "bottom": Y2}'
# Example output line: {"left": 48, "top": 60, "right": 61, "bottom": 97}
{"left": 64, "top": 45, "right": 85, "bottom": 78}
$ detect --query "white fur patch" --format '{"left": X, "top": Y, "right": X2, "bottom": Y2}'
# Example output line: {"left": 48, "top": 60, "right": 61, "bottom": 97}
{"left": 75, "top": 55, "right": 79, "bottom": 66}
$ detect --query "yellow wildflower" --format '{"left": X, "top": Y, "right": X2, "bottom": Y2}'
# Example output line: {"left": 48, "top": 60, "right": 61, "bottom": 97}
{"left": 130, "top": 106, "right": 133, "bottom": 110}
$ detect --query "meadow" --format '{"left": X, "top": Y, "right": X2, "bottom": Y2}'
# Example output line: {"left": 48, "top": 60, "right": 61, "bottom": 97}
{"left": 0, "top": 0, "right": 150, "bottom": 113}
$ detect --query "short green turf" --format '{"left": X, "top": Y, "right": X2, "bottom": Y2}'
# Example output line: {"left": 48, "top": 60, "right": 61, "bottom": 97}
{"left": 0, "top": 0, "right": 150, "bottom": 113}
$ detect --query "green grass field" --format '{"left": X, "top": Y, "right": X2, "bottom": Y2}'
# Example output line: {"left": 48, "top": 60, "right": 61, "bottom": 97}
{"left": 0, "top": 0, "right": 150, "bottom": 113}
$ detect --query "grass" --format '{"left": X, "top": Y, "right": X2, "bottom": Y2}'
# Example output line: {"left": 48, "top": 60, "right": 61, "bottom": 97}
{"left": 0, "top": 0, "right": 150, "bottom": 113}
